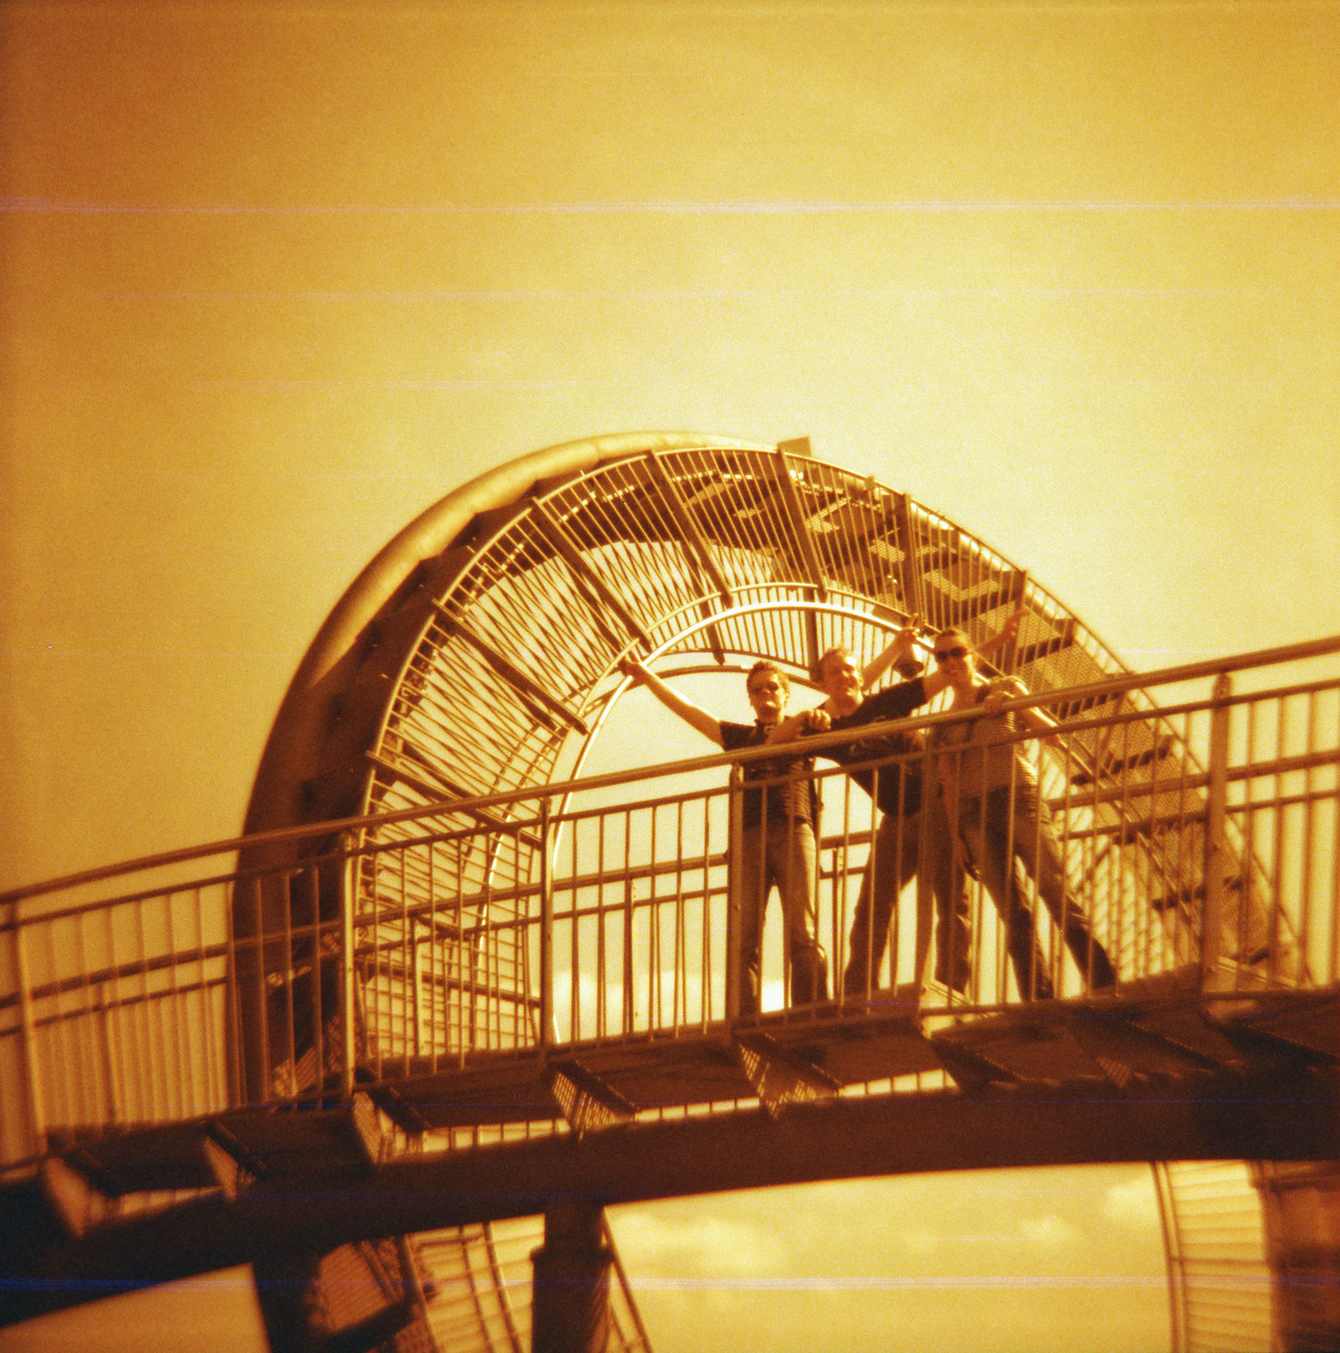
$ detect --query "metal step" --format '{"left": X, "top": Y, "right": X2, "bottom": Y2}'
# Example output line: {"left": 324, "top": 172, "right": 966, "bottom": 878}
{"left": 46, "top": 1095, "right": 385, "bottom": 1197}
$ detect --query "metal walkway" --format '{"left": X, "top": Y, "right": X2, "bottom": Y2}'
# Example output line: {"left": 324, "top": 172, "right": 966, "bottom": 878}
{"left": 3, "top": 435, "right": 1339, "bottom": 1351}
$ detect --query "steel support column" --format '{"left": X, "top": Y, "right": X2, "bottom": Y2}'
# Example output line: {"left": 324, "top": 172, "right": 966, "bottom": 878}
{"left": 530, "top": 1198, "right": 613, "bottom": 1353}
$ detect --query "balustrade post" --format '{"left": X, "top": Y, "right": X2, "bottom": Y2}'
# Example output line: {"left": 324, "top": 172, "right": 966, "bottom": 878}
{"left": 725, "top": 766, "right": 743, "bottom": 1021}
{"left": 530, "top": 1198, "right": 613, "bottom": 1353}
{"left": 914, "top": 741, "right": 937, "bottom": 1011}
{"left": 1201, "top": 672, "right": 1232, "bottom": 989}
{"left": 539, "top": 797, "right": 554, "bottom": 1050}
{"left": 340, "top": 831, "right": 357, "bottom": 1101}
{"left": 13, "top": 917, "right": 48, "bottom": 1157}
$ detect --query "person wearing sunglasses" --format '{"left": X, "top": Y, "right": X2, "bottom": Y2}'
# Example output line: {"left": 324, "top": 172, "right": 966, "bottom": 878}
{"left": 929, "top": 628, "right": 1117, "bottom": 998}
{"left": 777, "top": 613, "right": 1021, "bottom": 1001}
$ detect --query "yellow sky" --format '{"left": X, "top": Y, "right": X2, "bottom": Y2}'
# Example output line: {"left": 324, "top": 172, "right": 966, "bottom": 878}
{"left": 3, "top": 1, "right": 1338, "bottom": 1349}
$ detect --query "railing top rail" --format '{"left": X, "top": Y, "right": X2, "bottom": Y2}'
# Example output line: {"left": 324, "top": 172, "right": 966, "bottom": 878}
{"left": 4, "top": 631, "right": 1338, "bottom": 910}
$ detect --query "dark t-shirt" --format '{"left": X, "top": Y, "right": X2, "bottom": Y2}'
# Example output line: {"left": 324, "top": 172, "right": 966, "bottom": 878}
{"left": 720, "top": 720, "right": 818, "bottom": 832}
{"left": 822, "top": 677, "right": 931, "bottom": 819}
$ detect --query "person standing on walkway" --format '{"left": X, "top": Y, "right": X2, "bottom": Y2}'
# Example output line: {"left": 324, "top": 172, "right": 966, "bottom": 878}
{"left": 806, "top": 625, "right": 970, "bottom": 998}
{"left": 929, "top": 627, "right": 1117, "bottom": 998}
{"left": 773, "top": 612, "right": 1024, "bottom": 999}
{"left": 617, "top": 657, "right": 830, "bottom": 1014}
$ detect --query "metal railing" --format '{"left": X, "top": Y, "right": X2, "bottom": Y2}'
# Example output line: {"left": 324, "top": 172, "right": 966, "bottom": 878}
{"left": 2, "top": 634, "right": 1337, "bottom": 1168}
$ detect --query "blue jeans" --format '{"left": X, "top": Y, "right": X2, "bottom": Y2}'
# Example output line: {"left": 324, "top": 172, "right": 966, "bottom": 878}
{"left": 958, "top": 783, "right": 1116, "bottom": 998}
{"left": 842, "top": 800, "right": 972, "bottom": 997}
{"left": 737, "top": 818, "right": 828, "bottom": 1013}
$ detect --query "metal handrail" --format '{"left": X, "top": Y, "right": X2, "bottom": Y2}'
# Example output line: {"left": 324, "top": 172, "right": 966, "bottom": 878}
{"left": 5, "top": 631, "right": 1337, "bottom": 910}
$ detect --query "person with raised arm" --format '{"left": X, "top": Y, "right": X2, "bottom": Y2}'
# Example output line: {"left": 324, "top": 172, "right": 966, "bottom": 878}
{"left": 801, "top": 619, "right": 967, "bottom": 999}
{"left": 616, "top": 656, "right": 830, "bottom": 1014}
{"left": 767, "top": 611, "right": 1024, "bottom": 1001}
{"left": 929, "top": 626, "right": 1116, "bottom": 998}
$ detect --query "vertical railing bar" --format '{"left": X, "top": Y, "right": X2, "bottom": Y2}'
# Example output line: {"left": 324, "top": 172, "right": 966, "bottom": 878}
{"left": 104, "top": 898, "right": 128, "bottom": 1124}
{"left": 125, "top": 904, "right": 145, "bottom": 1122}
{"left": 251, "top": 874, "right": 270, "bottom": 1105}
{"left": 133, "top": 895, "right": 163, "bottom": 1123}
{"left": 668, "top": 801, "right": 678, "bottom": 1030}
{"left": 1331, "top": 691, "right": 1340, "bottom": 985}
{"left": 1151, "top": 708, "right": 1183, "bottom": 978}
{"left": 1109, "top": 708, "right": 1131, "bottom": 984}
{"left": 70, "top": 907, "right": 99, "bottom": 1127}
{"left": 886, "top": 767, "right": 900, "bottom": 995}
{"left": 365, "top": 855, "right": 382, "bottom": 1074}
{"left": 1268, "top": 696, "right": 1288, "bottom": 986}
{"left": 911, "top": 753, "right": 932, "bottom": 1010}
{"left": 623, "top": 809, "right": 635, "bottom": 1036}
{"left": 835, "top": 772, "right": 851, "bottom": 1004}
{"left": 1298, "top": 691, "right": 1317, "bottom": 986}
{"left": 398, "top": 844, "right": 412, "bottom": 1063}
{"left": 1176, "top": 706, "right": 1197, "bottom": 977}
{"left": 1202, "top": 672, "right": 1232, "bottom": 989}
{"left": 506, "top": 821, "right": 519, "bottom": 1050}
{"left": 425, "top": 838, "right": 437, "bottom": 1069}
{"left": 495, "top": 817, "right": 511, "bottom": 1049}
{"left": 539, "top": 798, "right": 553, "bottom": 1052}
{"left": 224, "top": 879, "right": 244, "bottom": 1108}
{"left": 455, "top": 835, "right": 467, "bottom": 1065}
{"left": 14, "top": 918, "right": 49, "bottom": 1157}
{"left": 169, "top": 892, "right": 191, "bottom": 1118}
{"left": 340, "top": 835, "right": 357, "bottom": 1100}
{"left": 594, "top": 808, "right": 606, "bottom": 1042}
{"left": 193, "top": 886, "right": 216, "bottom": 1112}
{"left": 675, "top": 798, "right": 686, "bottom": 1030}
{"left": 1056, "top": 725, "right": 1081, "bottom": 993}
{"left": 593, "top": 803, "right": 605, "bottom": 1043}
{"left": 311, "top": 866, "right": 328, "bottom": 1098}
{"left": 1149, "top": 714, "right": 1171, "bottom": 974}
{"left": 1019, "top": 752, "right": 1052, "bottom": 1000}
{"left": 39, "top": 919, "right": 67, "bottom": 1130}
{"left": 726, "top": 768, "right": 742, "bottom": 1021}
{"left": 63, "top": 914, "right": 87, "bottom": 1126}
{"left": 980, "top": 750, "right": 1005, "bottom": 1006}
{"left": 279, "top": 872, "right": 299, "bottom": 1100}
{"left": 496, "top": 825, "right": 508, "bottom": 1053}
{"left": 487, "top": 828, "right": 498, "bottom": 1052}
{"left": 1127, "top": 713, "right": 1149, "bottom": 981}
{"left": 1241, "top": 698, "right": 1259, "bottom": 983}
{"left": 696, "top": 795, "right": 708, "bottom": 1029}
{"left": 641, "top": 807, "right": 653, "bottom": 1033}
{"left": 566, "top": 815, "right": 579, "bottom": 1046}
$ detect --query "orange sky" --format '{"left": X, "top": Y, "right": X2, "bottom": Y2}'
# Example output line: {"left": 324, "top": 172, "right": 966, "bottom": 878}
{"left": 3, "top": 1, "right": 1338, "bottom": 1349}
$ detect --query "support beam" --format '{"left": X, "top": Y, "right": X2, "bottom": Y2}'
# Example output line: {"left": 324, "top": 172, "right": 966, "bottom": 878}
{"left": 431, "top": 606, "right": 590, "bottom": 734}
{"left": 5, "top": 1065, "right": 1335, "bottom": 1328}
{"left": 530, "top": 1198, "right": 613, "bottom": 1353}
{"left": 644, "top": 450, "right": 733, "bottom": 662}
{"left": 1202, "top": 673, "right": 1232, "bottom": 984}
{"left": 644, "top": 452, "right": 734, "bottom": 603}
{"left": 528, "top": 499, "right": 652, "bottom": 648}
{"left": 891, "top": 492, "right": 924, "bottom": 620}
{"left": 771, "top": 445, "right": 829, "bottom": 599}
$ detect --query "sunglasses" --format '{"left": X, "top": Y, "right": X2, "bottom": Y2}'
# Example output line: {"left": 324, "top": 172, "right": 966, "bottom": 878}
{"left": 934, "top": 645, "right": 969, "bottom": 663}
